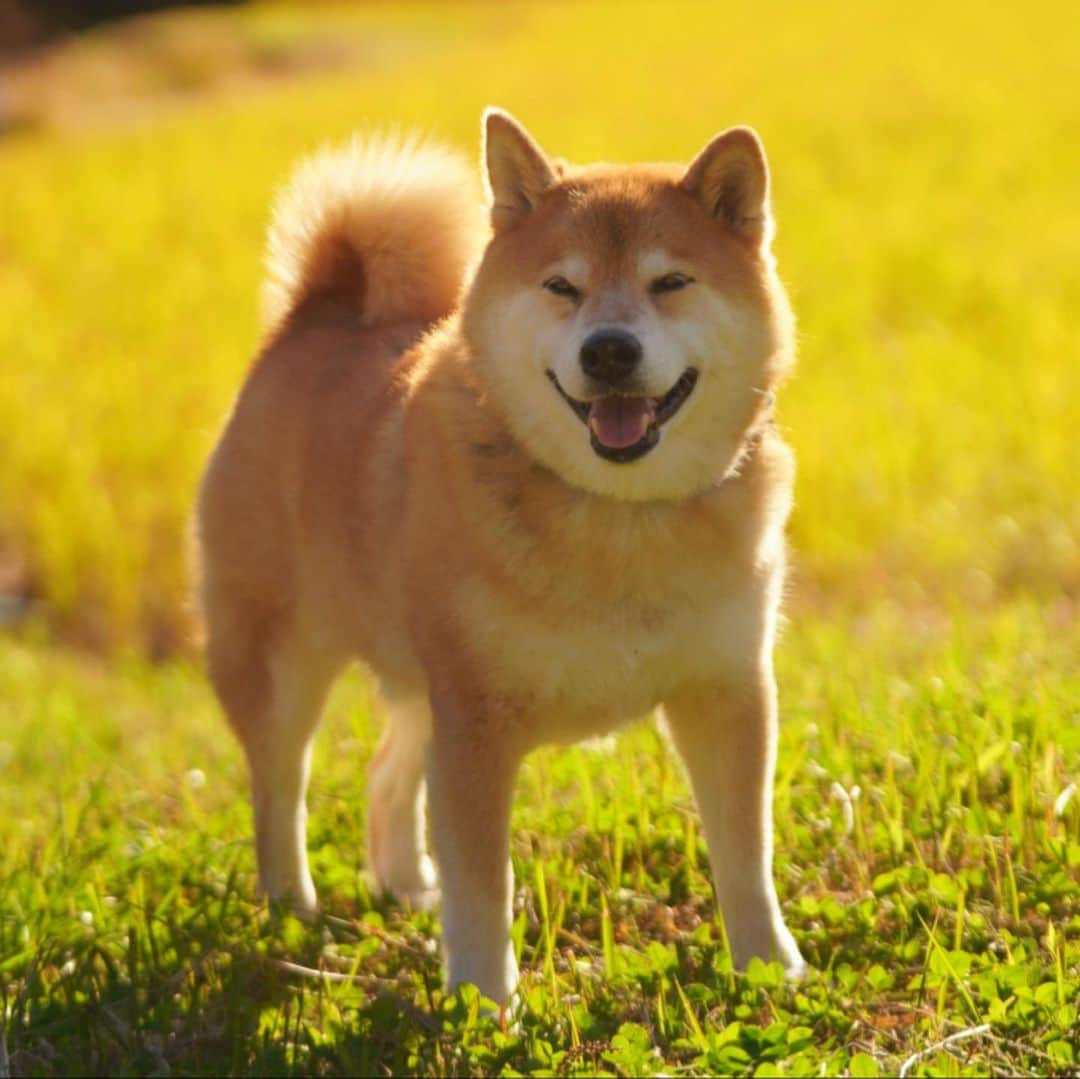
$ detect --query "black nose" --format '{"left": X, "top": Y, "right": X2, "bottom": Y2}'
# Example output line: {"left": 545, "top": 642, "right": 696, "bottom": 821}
{"left": 579, "top": 328, "right": 643, "bottom": 385}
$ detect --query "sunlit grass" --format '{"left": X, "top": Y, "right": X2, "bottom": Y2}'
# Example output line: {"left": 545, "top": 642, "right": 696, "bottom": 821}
{"left": 2, "top": 603, "right": 1077, "bottom": 1074}
{"left": 1, "top": 1, "right": 1078, "bottom": 1074}
{"left": 1, "top": 0, "right": 1077, "bottom": 647}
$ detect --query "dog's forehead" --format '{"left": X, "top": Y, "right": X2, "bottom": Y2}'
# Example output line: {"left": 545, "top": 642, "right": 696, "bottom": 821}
{"left": 555, "top": 170, "right": 696, "bottom": 277}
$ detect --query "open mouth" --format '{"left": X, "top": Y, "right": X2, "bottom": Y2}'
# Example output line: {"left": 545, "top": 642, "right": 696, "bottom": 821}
{"left": 545, "top": 368, "right": 699, "bottom": 463}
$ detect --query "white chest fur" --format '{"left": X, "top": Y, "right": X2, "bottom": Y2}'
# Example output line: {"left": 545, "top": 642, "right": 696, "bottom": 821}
{"left": 455, "top": 566, "right": 773, "bottom": 740}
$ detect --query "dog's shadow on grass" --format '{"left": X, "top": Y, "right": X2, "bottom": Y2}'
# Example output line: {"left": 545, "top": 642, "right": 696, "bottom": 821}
{"left": 10, "top": 879, "right": 451, "bottom": 1076}
{"left": 172, "top": 887, "right": 452, "bottom": 1075}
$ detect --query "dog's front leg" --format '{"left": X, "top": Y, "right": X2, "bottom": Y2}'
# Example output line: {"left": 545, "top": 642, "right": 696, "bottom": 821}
{"left": 664, "top": 667, "right": 805, "bottom": 978}
{"left": 426, "top": 690, "right": 522, "bottom": 1003}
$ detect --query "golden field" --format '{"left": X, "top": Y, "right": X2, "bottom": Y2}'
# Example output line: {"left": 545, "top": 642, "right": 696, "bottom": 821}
{"left": 1, "top": 0, "right": 1077, "bottom": 651}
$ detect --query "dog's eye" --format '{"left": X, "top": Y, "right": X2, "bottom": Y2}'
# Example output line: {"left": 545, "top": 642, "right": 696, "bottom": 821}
{"left": 650, "top": 272, "right": 694, "bottom": 295}
{"left": 543, "top": 276, "right": 581, "bottom": 301}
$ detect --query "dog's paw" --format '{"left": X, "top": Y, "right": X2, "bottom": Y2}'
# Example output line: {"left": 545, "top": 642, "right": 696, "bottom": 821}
{"left": 775, "top": 931, "right": 810, "bottom": 982}
{"left": 375, "top": 852, "right": 440, "bottom": 912}
{"left": 265, "top": 891, "right": 320, "bottom": 924}
{"left": 261, "top": 868, "right": 319, "bottom": 922}
{"left": 397, "top": 885, "right": 441, "bottom": 913}
{"left": 783, "top": 954, "right": 811, "bottom": 983}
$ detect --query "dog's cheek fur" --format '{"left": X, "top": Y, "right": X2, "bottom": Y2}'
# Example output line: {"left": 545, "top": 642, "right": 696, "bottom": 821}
{"left": 468, "top": 286, "right": 591, "bottom": 465}
{"left": 668, "top": 287, "right": 777, "bottom": 435}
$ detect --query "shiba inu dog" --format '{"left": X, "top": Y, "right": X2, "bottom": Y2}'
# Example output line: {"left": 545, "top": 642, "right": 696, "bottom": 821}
{"left": 196, "top": 109, "right": 806, "bottom": 1002}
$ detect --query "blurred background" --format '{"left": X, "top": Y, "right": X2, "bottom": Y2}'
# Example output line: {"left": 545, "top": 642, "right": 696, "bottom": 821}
{"left": 0, "top": 0, "right": 1077, "bottom": 656}
{"left": 2, "top": 7, "right": 1078, "bottom": 1072}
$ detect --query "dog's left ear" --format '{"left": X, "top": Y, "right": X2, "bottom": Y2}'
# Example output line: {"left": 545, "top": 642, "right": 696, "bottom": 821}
{"left": 681, "top": 127, "right": 773, "bottom": 247}
{"left": 483, "top": 107, "right": 558, "bottom": 232}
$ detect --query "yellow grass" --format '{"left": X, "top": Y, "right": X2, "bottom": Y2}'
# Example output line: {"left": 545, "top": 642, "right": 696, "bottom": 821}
{"left": 1, "top": 0, "right": 1077, "bottom": 650}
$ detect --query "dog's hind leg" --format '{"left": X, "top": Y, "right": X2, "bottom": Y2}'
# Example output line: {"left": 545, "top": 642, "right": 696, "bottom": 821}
{"left": 207, "top": 607, "right": 341, "bottom": 916}
{"left": 367, "top": 690, "right": 438, "bottom": 908}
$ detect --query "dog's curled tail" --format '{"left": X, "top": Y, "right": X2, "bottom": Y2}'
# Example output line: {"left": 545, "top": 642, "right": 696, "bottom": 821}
{"left": 261, "top": 135, "right": 483, "bottom": 333}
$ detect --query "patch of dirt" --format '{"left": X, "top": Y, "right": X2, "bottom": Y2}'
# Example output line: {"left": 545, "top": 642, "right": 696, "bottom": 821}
{"left": 0, "top": 3, "right": 364, "bottom": 136}
{"left": 0, "top": 542, "right": 33, "bottom": 626}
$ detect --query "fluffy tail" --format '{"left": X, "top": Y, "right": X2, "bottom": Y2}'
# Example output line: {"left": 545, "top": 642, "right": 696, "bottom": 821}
{"left": 261, "top": 135, "right": 484, "bottom": 333}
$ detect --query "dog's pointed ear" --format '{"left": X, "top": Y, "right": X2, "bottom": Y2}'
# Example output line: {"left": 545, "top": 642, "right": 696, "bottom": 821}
{"left": 483, "top": 107, "right": 557, "bottom": 231}
{"left": 681, "top": 126, "right": 773, "bottom": 247}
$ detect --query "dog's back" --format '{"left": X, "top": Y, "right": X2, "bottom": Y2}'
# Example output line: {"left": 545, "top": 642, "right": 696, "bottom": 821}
{"left": 197, "top": 137, "right": 483, "bottom": 698}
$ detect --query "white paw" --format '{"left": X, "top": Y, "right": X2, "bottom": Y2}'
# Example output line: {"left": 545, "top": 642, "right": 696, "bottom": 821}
{"left": 445, "top": 946, "right": 519, "bottom": 1006}
{"left": 264, "top": 879, "right": 319, "bottom": 922}
{"left": 376, "top": 852, "right": 440, "bottom": 911}
{"left": 397, "top": 885, "right": 441, "bottom": 912}
{"left": 782, "top": 952, "right": 810, "bottom": 982}
{"left": 730, "top": 919, "right": 807, "bottom": 980}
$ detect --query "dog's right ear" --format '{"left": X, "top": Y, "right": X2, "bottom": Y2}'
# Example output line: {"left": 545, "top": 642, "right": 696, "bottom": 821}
{"left": 483, "top": 108, "right": 557, "bottom": 231}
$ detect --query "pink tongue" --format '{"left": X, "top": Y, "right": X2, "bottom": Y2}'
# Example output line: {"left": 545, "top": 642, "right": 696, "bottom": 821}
{"left": 588, "top": 396, "right": 656, "bottom": 449}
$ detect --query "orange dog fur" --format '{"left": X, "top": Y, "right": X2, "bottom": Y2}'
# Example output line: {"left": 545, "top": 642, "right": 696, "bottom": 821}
{"left": 196, "top": 110, "right": 805, "bottom": 1001}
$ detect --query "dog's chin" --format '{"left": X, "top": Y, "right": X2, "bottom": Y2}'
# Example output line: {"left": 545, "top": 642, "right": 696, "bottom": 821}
{"left": 545, "top": 369, "right": 699, "bottom": 465}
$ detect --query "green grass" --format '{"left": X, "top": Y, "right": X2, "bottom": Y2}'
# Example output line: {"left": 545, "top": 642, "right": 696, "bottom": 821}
{"left": 1, "top": 0, "right": 1078, "bottom": 1074}
{"left": 3, "top": 605, "right": 1078, "bottom": 1075}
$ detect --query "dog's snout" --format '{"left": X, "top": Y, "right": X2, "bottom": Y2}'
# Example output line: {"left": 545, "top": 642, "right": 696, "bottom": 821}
{"left": 579, "top": 328, "right": 642, "bottom": 385}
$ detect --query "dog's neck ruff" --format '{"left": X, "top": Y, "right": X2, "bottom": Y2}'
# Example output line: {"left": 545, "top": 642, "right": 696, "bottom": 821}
{"left": 711, "top": 392, "right": 776, "bottom": 491}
